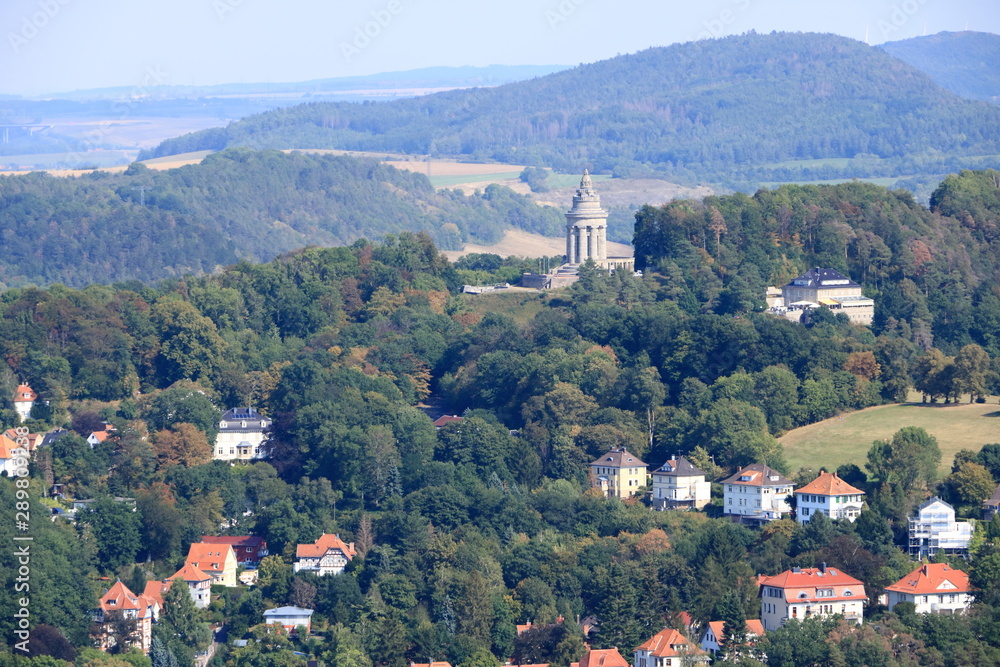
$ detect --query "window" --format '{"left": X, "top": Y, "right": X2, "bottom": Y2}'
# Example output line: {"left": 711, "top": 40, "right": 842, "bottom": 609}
{"left": 817, "top": 589, "right": 834, "bottom": 598}
{"left": 803, "top": 508, "right": 810, "bottom": 516}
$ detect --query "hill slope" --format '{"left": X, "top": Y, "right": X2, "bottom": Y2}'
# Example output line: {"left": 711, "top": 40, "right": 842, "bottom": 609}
{"left": 144, "top": 32, "right": 1000, "bottom": 184}
{"left": 0, "top": 149, "right": 562, "bottom": 287}
{"left": 881, "top": 31, "right": 1000, "bottom": 103}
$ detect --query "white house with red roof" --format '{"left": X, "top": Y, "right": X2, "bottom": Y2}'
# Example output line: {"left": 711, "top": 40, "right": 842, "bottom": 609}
{"left": 0, "top": 433, "right": 28, "bottom": 477}
{"left": 185, "top": 542, "right": 238, "bottom": 587}
{"left": 634, "top": 627, "right": 708, "bottom": 667}
{"left": 699, "top": 619, "right": 765, "bottom": 657}
{"left": 722, "top": 464, "right": 794, "bottom": 524}
{"left": 759, "top": 563, "right": 866, "bottom": 630}
{"left": 885, "top": 563, "right": 974, "bottom": 615}
{"left": 794, "top": 471, "right": 865, "bottom": 524}
{"left": 169, "top": 563, "right": 214, "bottom": 608}
{"left": 94, "top": 580, "right": 159, "bottom": 654}
{"left": 12, "top": 384, "right": 36, "bottom": 422}
{"left": 294, "top": 533, "right": 357, "bottom": 576}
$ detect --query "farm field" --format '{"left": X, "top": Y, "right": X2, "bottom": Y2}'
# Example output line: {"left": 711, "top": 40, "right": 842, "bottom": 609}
{"left": 780, "top": 398, "right": 1000, "bottom": 476}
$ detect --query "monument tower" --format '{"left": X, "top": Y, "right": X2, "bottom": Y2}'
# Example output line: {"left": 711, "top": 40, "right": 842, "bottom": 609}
{"left": 565, "top": 170, "right": 608, "bottom": 264}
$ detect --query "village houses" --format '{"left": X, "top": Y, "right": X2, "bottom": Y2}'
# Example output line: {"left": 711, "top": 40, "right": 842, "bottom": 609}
{"left": 650, "top": 455, "right": 711, "bottom": 510}
{"left": 185, "top": 542, "right": 239, "bottom": 587}
{"left": 590, "top": 447, "right": 648, "bottom": 499}
{"left": 294, "top": 533, "right": 357, "bottom": 576}
{"left": 94, "top": 581, "right": 159, "bottom": 655}
{"left": 634, "top": 627, "right": 708, "bottom": 666}
{"left": 699, "top": 619, "right": 765, "bottom": 658}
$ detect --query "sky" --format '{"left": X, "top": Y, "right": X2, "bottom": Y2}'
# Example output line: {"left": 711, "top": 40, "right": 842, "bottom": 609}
{"left": 1, "top": 0, "right": 998, "bottom": 96}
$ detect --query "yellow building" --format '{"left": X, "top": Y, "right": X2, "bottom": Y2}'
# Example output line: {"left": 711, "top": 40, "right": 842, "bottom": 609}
{"left": 185, "top": 542, "right": 238, "bottom": 587}
{"left": 590, "top": 448, "right": 648, "bottom": 498}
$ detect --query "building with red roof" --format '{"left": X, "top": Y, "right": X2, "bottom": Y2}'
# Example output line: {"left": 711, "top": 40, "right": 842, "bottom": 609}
{"left": 759, "top": 563, "right": 866, "bottom": 631}
{"left": 12, "top": 384, "right": 36, "bottom": 422}
{"left": 572, "top": 648, "right": 631, "bottom": 667}
{"left": 94, "top": 581, "right": 159, "bottom": 654}
{"left": 432, "top": 415, "right": 464, "bottom": 428}
{"left": 885, "top": 563, "right": 974, "bottom": 615}
{"left": 722, "top": 464, "right": 794, "bottom": 524}
{"left": 699, "top": 620, "right": 765, "bottom": 657}
{"left": 185, "top": 542, "right": 238, "bottom": 587}
{"left": 634, "top": 627, "right": 708, "bottom": 666}
{"left": 201, "top": 535, "right": 268, "bottom": 565}
{"left": 169, "top": 563, "right": 214, "bottom": 608}
{"left": 294, "top": 533, "right": 356, "bottom": 576}
{"left": 794, "top": 471, "right": 865, "bottom": 524}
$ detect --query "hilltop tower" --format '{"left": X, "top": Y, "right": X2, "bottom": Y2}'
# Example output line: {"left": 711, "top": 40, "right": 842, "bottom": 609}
{"left": 565, "top": 170, "right": 608, "bottom": 264}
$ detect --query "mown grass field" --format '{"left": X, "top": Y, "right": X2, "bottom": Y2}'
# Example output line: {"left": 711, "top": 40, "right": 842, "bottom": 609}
{"left": 780, "top": 399, "right": 1000, "bottom": 476}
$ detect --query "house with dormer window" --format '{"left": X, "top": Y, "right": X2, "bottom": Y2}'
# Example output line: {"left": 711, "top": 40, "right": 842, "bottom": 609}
{"left": 885, "top": 563, "right": 974, "bottom": 615}
{"left": 185, "top": 542, "right": 238, "bottom": 587}
{"left": 722, "top": 464, "right": 793, "bottom": 524}
{"left": 94, "top": 581, "right": 159, "bottom": 655}
{"left": 759, "top": 563, "right": 866, "bottom": 631}
{"left": 214, "top": 407, "right": 270, "bottom": 462}
{"left": 590, "top": 448, "right": 648, "bottom": 499}
{"left": 651, "top": 455, "right": 711, "bottom": 510}
{"left": 795, "top": 471, "right": 865, "bottom": 523}
{"left": 12, "top": 384, "right": 36, "bottom": 423}
{"left": 634, "top": 627, "right": 708, "bottom": 667}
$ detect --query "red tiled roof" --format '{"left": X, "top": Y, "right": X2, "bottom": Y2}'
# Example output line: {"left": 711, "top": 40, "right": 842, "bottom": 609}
{"left": 759, "top": 567, "right": 866, "bottom": 602}
{"left": 13, "top": 385, "right": 37, "bottom": 402}
{"left": 170, "top": 563, "right": 213, "bottom": 583}
{"left": 89, "top": 430, "right": 110, "bottom": 443}
{"left": 100, "top": 581, "right": 142, "bottom": 612}
{"left": 706, "top": 620, "right": 764, "bottom": 645}
{"left": 884, "top": 563, "right": 972, "bottom": 596}
{"left": 574, "top": 648, "right": 630, "bottom": 667}
{"left": 295, "top": 533, "right": 357, "bottom": 559}
{"left": 722, "top": 463, "right": 791, "bottom": 487}
{"left": 410, "top": 662, "right": 452, "bottom": 667}
{"left": 432, "top": 415, "right": 464, "bottom": 427}
{"left": 143, "top": 580, "right": 172, "bottom": 607}
{"left": 635, "top": 628, "right": 704, "bottom": 658}
{"left": 795, "top": 471, "right": 864, "bottom": 496}
{"left": 590, "top": 448, "right": 648, "bottom": 469}
{"left": 201, "top": 535, "right": 266, "bottom": 548}
{"left": 186, "top": 542, "right": 235, "bottom": 573}
{"left": 0, "top": 434, "right": 21, "bottom": 459}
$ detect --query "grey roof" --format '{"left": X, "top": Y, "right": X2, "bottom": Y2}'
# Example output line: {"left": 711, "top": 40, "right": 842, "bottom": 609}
{"left": 655, "top": 456, "right": 705, "bottom": 477}
{"left": 986, "top": 484, "right": 1000, "bottom": 508}
{"left": 590, "top": 448, "right": 647, "bottom": 469}
{"left": 220, "top": 408, "right": 269, "bottom": 431}
{"left": 917, "top": 496, "right": 953, "bottom": 511}
{"left": 783, "top": 267, "right": 859, "bottom": 289}
{"left": 722, "top": 463, "right": 792, "bottom": 487}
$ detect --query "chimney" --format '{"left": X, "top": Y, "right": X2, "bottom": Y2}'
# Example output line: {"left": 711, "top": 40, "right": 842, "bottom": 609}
{"left": 819, "top": 562, "right": 827, "bottom": 574}
{"left": 922, "top": 564, "right": 929, "bottom": 576}
{"left": 792, "top": 567, "right": 801, "bottom": 574}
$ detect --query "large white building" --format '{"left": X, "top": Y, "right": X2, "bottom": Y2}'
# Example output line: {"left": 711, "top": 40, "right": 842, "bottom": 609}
{"left": 794, "top": 471, "right": 865, "bottom": 524}
{"left": 722, "top": 464, "right": 794, "bottom": 524}
{"left": 908, "top": 497, "right": 973, "bottom": 559}
{"left": 759, "top": 564, "right": 866, "bottom": 631}
{"left": 885, "top": 563, "right": 974, "bottom": 615}
{"left": 214, "top": 407, "right": 270, "bottom": 462}
{"left": 651, "top": 455, "right": 711, "bottom": 510}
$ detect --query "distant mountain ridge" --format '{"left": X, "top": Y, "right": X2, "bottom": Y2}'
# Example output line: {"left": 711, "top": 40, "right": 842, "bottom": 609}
{"left": 143, "top": 32, "right": 1000, "bottom": 185}
{"left": 881, "top": 31, "right": 1000, "bottom": 103}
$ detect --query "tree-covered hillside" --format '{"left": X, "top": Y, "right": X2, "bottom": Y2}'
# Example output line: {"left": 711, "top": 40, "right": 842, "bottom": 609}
{"left": 881, "top": 31, "right": 1000, "bottom": 103}
{"left": 0, "top": 149, "right": 562, "bottom": 287}
{"left": 143, "top": 32, "right": 1000, "bottom": 184}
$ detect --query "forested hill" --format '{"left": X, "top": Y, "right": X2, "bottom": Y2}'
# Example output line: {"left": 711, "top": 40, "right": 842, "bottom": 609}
{"left": 143, "top": 32, "right": 1000, "bottom": 183}
{"left": 881, "top": 31, "right": 1000, "bottom": 103}
{"left": 0, "top": 148, "right": 561, "bottom": 287}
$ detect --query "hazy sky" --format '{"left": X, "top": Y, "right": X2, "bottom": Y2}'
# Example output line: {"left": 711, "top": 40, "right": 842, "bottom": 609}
{"left": 2, "top": 0, "right": 998, "bottom": 96}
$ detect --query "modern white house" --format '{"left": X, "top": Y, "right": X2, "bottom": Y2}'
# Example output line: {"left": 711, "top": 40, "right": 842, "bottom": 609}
{"left": 214, "top": 407, "right": 270, "bottom": 462}
{"left": 263, "top": 606, "right": 314, "bottom": 634}
{"left": 885, "top": 563, "right": 974, "bottom": 615}
{"left": 651, "top": 455, "right": 711, "bottom": 510}
{"left": 759, "top": 564, "right": 866, "bottom": 631}
{"left": 908, "top": 497, "right": 973, "bottom": 559}
{"left": 794, "top": 471, "right": 865, "bottom": 523}
{"left": 722, "top": 464, "right": 794, "bottom": 524}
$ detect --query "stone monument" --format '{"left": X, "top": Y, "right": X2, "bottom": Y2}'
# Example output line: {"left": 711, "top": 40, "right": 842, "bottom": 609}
{"left": 565, "top": 170, "right": 608, "bottom": 264}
